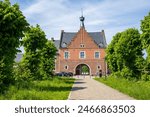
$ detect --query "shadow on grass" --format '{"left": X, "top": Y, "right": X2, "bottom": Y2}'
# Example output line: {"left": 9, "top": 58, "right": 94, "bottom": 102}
{"left": 34, "top": 85, "right": 73, "bottom": 92}
{"left": 64, "top": 81, "right": 75, "bottom": 84}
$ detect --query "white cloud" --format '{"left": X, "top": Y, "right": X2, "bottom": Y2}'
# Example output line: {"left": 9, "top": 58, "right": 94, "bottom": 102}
{"left": 21, "top": 0, "right": 150, "bottom": 43}
{"left": 23, "top": 0, "right": 67, "bottom": 16}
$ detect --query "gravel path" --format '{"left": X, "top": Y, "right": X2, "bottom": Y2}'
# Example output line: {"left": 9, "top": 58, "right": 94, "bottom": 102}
{"left": 68, "top": 76, "right": 134, "bottom": 100}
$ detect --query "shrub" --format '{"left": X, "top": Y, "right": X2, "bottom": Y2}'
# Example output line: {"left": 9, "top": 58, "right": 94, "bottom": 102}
{"left": 112, "top": 71, "right": 122, "bottom": 78}
{"left": 141, "top": 74, "right": 150, "bottom": 81}
{"left": 120, "top": 67, "right": 134, "bottom": 80}
{"left": 13, "top": 63, "right": 33, "bottom": 83}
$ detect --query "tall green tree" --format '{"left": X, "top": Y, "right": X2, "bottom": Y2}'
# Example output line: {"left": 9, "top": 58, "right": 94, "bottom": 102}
{"left": 141, "top": 12, "right": 150, "bottom": 69}
{"left": 0, "top": 0, "right": 28, "bottom": 91}
{"left": 106, "top": 28, "right": 143, "bottom": 79}
{"left": 141, "top": 12, "right": 150, "bottom": 49}
{"left": 115, "top": 28, "right": 143, "bottom": 78}
{"left": 22, "top": 25, "right": 47, "bottom": 80}
{"left": 106, "top": 32, "right": 122, "bottom": 72}
{"left": 40, "top": 40, "right": 57, "bottom": 79}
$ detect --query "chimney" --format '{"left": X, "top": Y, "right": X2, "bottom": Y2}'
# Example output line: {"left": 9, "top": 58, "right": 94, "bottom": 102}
{"left": 61, "top": 30, "right": 64, "bottom": 33}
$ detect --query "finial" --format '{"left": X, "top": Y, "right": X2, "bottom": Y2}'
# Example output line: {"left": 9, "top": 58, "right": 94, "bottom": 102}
{"left": 80, "top": 8, "right": 85, "bottom": 28}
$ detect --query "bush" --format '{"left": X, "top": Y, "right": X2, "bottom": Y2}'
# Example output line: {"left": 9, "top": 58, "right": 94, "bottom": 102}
{"left": 112, "top": 71, "right": 122, "bottom": 78}
{"left": 13, "top": 63, "right": 33, "bottom": 83}
{"left": 111, "top": 67, "right": 137, "bottom": 80}
{"left": 120, "top": 67, "right": 134, "bottom": 79}
{"left": 141, "top": 74, "right": 150, "bottom": 81}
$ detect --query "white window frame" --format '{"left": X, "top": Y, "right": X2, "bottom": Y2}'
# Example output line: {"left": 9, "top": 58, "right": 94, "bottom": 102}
{"left": 94, "top": 51, "right": 100, "bottom": 59}
{"left": 79, "top": 51, "right": 86, "bottom": 59}
{"left": 80, "top": 44, "right": 85, "bottom": 48}
{"left": 64, "top": 51, "right": 69, "bottom": 59}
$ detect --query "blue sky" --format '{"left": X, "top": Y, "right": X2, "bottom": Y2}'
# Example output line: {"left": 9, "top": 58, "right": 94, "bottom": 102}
{"left": 10, "top": 0, "right": 150, "bottom": 44}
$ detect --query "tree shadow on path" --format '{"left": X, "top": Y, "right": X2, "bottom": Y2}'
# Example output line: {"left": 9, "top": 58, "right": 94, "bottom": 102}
{"left": 71, "top": 87, "right": 87, "bottom": 91}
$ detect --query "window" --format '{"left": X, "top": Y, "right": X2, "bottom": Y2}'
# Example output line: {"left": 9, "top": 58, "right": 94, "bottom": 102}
{"left": 80, "top": 51, "right": 85, "bottom": 59}
{"left": 64, "top": 51, "right": 69, "bottom": 59}
{"left": 95, "top": 52, "right": 100, "bottom": 58}
{"left": 64, "top": 65, "right": 68, "bottom": 70}
{"left": 80, "top": 44, "right": 85, "bottom": 48}
{"left": 99, "top": 43, "right": 103, "bottom": 48}
{"left": 62, "top": 42, "right": 67, "bottom": 47}
{"left": 97, "top": 65, "right": 101, "bottom": 69}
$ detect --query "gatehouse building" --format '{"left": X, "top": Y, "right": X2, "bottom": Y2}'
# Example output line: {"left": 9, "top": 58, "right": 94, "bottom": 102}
{"left": 54, "top": 15, "right": 107, "bottom": 76}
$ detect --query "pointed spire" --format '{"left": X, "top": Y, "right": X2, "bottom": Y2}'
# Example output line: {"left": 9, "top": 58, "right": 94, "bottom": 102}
{"left": 80, "top": 8, "right": 85, "bottom": 28}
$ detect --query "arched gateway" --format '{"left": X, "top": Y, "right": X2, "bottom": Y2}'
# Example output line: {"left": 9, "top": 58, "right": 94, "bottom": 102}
{"left": 75, "top": 64, "right": 90, "bottom": 75}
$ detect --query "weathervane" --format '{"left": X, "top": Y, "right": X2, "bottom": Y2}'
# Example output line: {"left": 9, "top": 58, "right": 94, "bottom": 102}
{"left": 80, "top": 8, "right": 85, "bottom": 28}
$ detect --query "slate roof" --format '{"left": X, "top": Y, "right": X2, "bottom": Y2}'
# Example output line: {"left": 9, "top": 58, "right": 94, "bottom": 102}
{"left": 59, "top": 30, "right": 107, "bottom": 48}
{"left": 60, "top": 32, "right": 76, "bottom": 48}
{"left": 53, "top": 40, "right": 60, "bottom": 49}
{"left": 88, "top": 32, "right": 107, "bottom": 48}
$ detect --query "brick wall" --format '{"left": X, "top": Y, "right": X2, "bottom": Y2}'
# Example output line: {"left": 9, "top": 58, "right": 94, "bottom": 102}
{"left": 55, "top": 27, "right": 107, "bottom": 76}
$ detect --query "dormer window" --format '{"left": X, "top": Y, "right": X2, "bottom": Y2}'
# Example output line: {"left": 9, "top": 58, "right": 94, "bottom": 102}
{"left": 99, "top": 43, "right": 103, "bottom": 48}
{"left": 62, "top": 42, "right": 67, "bottom": 47}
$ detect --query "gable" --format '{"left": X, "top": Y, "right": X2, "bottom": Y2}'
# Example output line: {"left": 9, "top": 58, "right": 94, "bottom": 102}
{"left": 59, "top": 28, "right": 107, "bottom": 49}
{"left": 68, "top": 28, "right": 99, "bottom": 49}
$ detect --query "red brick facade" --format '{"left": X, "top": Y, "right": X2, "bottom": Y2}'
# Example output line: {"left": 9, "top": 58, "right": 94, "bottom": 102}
{"left": 55, "top": 27, "right": 107, "bottom": 76}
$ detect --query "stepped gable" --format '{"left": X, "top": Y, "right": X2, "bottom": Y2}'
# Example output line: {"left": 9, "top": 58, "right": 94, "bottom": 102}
{"left": 59, "top": 29, "right": 107, "bottom": 48}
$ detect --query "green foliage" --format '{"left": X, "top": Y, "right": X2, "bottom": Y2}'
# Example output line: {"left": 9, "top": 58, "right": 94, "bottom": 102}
{"left": 106, "top": 12, "right": 150, "bottom": 80}
{"left": 95, "top": 77, "right": 150, "bottom": 99}
{"left": 0, "top": 77, "right": 75, "bottom": 100}
{"left": 22, "top": 24, "right": 47, "bottom": 53}
{"left": 117, "top": 28, "right": 143, "bottom": 76}
{"left": 13, "top": 63, "right": 33, "bottom": 82}
{"left": 0, "top": 0, "right": 28, "bottom": 91}
{"left": 141, "top": 12, "right": 150, "bottom": 48}
{"left": 141, "top": 12, "right": 150, "bottom": 72}
{"left": 120, "top": 67, "right": 135, "bottom": 80}
{"left": 141, "top": 73, "right": 150, "bottom": 81}
{"left": 18, "top": 25, "right": 57, "bottom": 81}
{"left": 81, "top": 65, "right": 89, "bottom": 73}
{"left": 106, "top": 28, "right": 143, "bottom": 79}
{"left": 21, "top": 25, "right": 47, "bottom": 80}
{"left": 40, "top": 41, "right": 57, "bottom": 79}
{"left": 106, "top": 33, "right": 121, "bottom": 72}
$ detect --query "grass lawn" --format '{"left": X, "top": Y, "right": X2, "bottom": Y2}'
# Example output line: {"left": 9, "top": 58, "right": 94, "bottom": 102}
{"left": 0, "top": 77, "right": 75, "bottom": 100}
{"left": 95, "top": 77, "right": 150, "bottom": 100}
